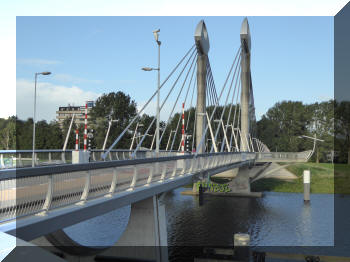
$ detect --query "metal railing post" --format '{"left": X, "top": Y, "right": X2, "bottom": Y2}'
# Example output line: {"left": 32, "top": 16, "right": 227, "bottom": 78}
{"left": 171, "top": 161, "right": 177, "bottom": 179}
{"left": 129, "top": 166, "right": 138, "bottom": 189}
{"left": 181, "top": 159, "right": 187, "bottom": 176}
{"left": 61, "top": 152, "right": 66, "bottom": 164}
{"left": 37, "top": 175, "right": 53, "bottom": 215}
{"left": 48, "top": 152, "right": 52, "bottom": 163}
{"left": 0, "top": 154, "right": 4, "bottom": 168}
{"left": 107, "top": 167, "right": 118, "bottom": 196}
{"left": 18, "top": 153, "right": 23, "bottom": 167}
{"left": 146, "top": 165, "right": 154, "bottom": 185}
{"left": 189, "top": 158, "right": 195, "bottom": 173}
{"left": 78, "top": 170, "right": 91, "bottom": 204}
{"left": 160, "top": 162, "right": 167, "bottom": 181}
{"left": 35, "top": 153, "right": 39, "bottom": 166}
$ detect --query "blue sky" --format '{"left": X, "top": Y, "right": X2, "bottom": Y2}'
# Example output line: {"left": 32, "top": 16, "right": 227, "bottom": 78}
{"left": 16, "top": 16, "right": 333, "bottom": 121}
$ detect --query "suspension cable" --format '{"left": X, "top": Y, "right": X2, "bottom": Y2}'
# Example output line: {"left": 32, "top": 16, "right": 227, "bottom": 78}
{"left": 159, "top": 53, "right": 197, "bottom": 145}
{"left": 220, "top": 65, "right": 241, "bottom": 152}
{"left": 195, "top": 46, "right": 241, "bottom": 155}
{"left": 103, "top": 44, "right": 196, "bottom": 159}
{"left": 132, "top": 48, "right": 197, "bottom": 156}
{"left": 211, "top": 48, "right": 241, "bottom": 153}
{"left": 229, "top": 79, "right": 241, "bottom": 151}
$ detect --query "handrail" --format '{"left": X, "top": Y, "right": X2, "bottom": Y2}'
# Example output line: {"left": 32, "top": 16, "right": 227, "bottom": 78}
{"left": 0, "top": 149, "right": 178, "bottom": 153}
{"left": 0, "top": 151, "right": 255, "bottom": 181}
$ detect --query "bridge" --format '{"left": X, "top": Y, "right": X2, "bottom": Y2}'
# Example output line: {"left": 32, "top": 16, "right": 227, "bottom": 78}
{"left": 0, "top": 18, "right": 312, "bottom": 262}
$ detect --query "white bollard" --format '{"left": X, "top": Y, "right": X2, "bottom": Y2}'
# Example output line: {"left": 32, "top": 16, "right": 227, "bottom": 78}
{"left": 303, "top": 170, "right": 310, "bottom": 203}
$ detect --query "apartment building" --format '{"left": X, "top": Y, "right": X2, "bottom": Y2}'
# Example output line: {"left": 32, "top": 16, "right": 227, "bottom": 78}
{"left": 56, "top": 101, "right": 94, "bottom": 128}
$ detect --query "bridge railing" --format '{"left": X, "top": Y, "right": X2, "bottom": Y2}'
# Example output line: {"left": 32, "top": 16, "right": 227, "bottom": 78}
{"left": 0, "top": 152, "right": 255, "bottom": 222}
{"left": 0, "top": 150, "right": 73, "bottom": 169}
{"left": 255, "top": 151, "right": 312, "bottom": 162}
{"left": 0, "top": 150, "right": 180, "bottom": 169}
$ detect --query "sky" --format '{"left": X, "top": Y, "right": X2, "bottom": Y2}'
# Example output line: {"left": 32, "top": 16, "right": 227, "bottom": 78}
{"left": 0, "top": 0, "right": 347, "bottom": 122}
{"left": 15, "top": 16, "right": 334, "bottom": 122}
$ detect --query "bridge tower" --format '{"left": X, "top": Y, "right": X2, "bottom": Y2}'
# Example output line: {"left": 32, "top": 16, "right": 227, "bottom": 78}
{"left": 194, "top": 20, "right": 210, "bottom": 153}
{"left": 240, "top": 17, "right": 252, "bottom": 151}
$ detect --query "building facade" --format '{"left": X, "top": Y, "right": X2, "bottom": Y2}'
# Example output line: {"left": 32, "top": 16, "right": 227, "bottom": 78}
{"left": 56, "top": 101, "right": 94, "bottom": 128}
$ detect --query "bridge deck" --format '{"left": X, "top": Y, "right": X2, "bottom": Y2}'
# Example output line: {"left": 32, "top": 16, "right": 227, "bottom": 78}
{"left": 0, "top": 152, "right": 256, "bottom": 240}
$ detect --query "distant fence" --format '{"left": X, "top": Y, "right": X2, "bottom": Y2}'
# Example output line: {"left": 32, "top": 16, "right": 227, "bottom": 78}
{"left": 0, "top": 149, "right": 179, "bottom": 169}
{"left": 255, "top": 151, "right": 312, "bottom": 163}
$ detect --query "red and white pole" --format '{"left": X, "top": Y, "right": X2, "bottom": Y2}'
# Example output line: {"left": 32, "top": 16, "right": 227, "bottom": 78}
{"left": 84, "top": 103, "right": 87, "bottom": 151}
{"left": 181, "top": 102, "right": 185, "bottom": 153}
{"left": 75, "top": 129, "right": 79, "bottom": 151}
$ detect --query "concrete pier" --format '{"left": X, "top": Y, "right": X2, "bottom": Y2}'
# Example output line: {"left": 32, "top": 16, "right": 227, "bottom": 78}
{"left": 32, "top": 194, "right": 168, "bottom": 262}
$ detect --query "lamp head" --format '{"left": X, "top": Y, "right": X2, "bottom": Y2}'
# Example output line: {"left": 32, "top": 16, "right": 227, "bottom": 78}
{"left": 153, "top": 29, "right": 160, "bottom": 42}
{"left": 41, "top": 72, "right": 51, "bottom": 75}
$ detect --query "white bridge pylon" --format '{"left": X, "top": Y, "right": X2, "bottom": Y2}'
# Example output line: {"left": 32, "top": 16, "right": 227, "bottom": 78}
{"left": 100, "top": 18, "right": 265, "bottom": 159}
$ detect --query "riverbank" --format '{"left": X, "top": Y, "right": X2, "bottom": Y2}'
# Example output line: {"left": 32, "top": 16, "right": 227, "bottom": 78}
{"left": 251, "top": 163, "right": 350, "bottom": 194}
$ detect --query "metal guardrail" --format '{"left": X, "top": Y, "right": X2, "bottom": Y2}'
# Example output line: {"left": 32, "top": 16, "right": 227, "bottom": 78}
{"left": 0, "top": 149, "right": 179, "bottom": 169}
{"left": 255, "top": 151, "right": 311, "bottom": 162}
{"left": 0, "top": 152, "right": 255, "bottom": 222}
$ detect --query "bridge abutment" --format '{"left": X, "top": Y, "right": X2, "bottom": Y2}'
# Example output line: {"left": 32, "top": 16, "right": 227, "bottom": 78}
{"left": 31, "top": 194, "right": 168, "bottom": 262}
{"left": 102, "top": 194, "right": 168, "bottom": 261}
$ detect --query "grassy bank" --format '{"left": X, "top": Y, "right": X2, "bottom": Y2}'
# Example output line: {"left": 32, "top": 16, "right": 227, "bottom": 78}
{"left": 251, "top": 163, "right": 350, "bottom": 194}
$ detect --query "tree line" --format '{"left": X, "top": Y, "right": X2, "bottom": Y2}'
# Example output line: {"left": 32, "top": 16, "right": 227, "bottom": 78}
{"left": 0, "top": 91, "right": 349, "bottom": 164}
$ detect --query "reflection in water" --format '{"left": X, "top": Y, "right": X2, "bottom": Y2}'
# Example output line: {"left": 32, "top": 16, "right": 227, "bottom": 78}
{"left": 63, "top": 188, "right": 342, "bottom": 260}
{"left": 299, "top": 203, "right": 313, "bottom": 246}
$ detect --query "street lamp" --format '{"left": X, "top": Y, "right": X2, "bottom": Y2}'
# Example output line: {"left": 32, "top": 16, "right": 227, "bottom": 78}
{"left": 32, "top": 71, "right": 51, "bottom": 167}
{"left": 142, "top": 29, "right": 161, "bottom": 156}
{"left": 298, "top": 134, "right": 324, "bottom": 161}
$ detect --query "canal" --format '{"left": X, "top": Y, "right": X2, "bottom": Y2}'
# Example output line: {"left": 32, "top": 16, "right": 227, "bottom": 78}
{"left": 64, "top": 188, "right": 350, "bottom": 261}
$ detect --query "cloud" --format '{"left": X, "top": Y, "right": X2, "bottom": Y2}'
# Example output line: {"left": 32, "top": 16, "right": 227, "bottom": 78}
{"left": 53, "top": 73, "right": 104, "bottom": 84}
{"left": 16, "top": 79, "right": 101, "bottom": 121}
{"left": 17, "top": 58, "right": 62, "bottom": 66}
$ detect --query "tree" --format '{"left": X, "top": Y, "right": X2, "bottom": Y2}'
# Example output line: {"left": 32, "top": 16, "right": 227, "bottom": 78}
{"left": 257, "top": 100, "right": 337, "bottom": 163}
{"left": 90, "top": 91, "right": 137, "bottom": 149}
{"left": 0, "top": 117, "right": 16, "bottom": 150}
{"left": 257, "top": 101, "right": 313, "bottom": 152}
{"left": 306, "top": 100, "right": 335, "bottom": 163}
{"left": 14, "top": 117, "right": 64, "bottom": 150}
{"left": 335, "top": 100, "right": 350, "bottom": 164}
{"left": 16, "top": 118, "right": 33, "bottom": 149}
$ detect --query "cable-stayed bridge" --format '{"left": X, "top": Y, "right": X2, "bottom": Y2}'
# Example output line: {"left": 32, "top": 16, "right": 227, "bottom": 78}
{"left": 0, "top": 18, "right": 313, "bottom": 262}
